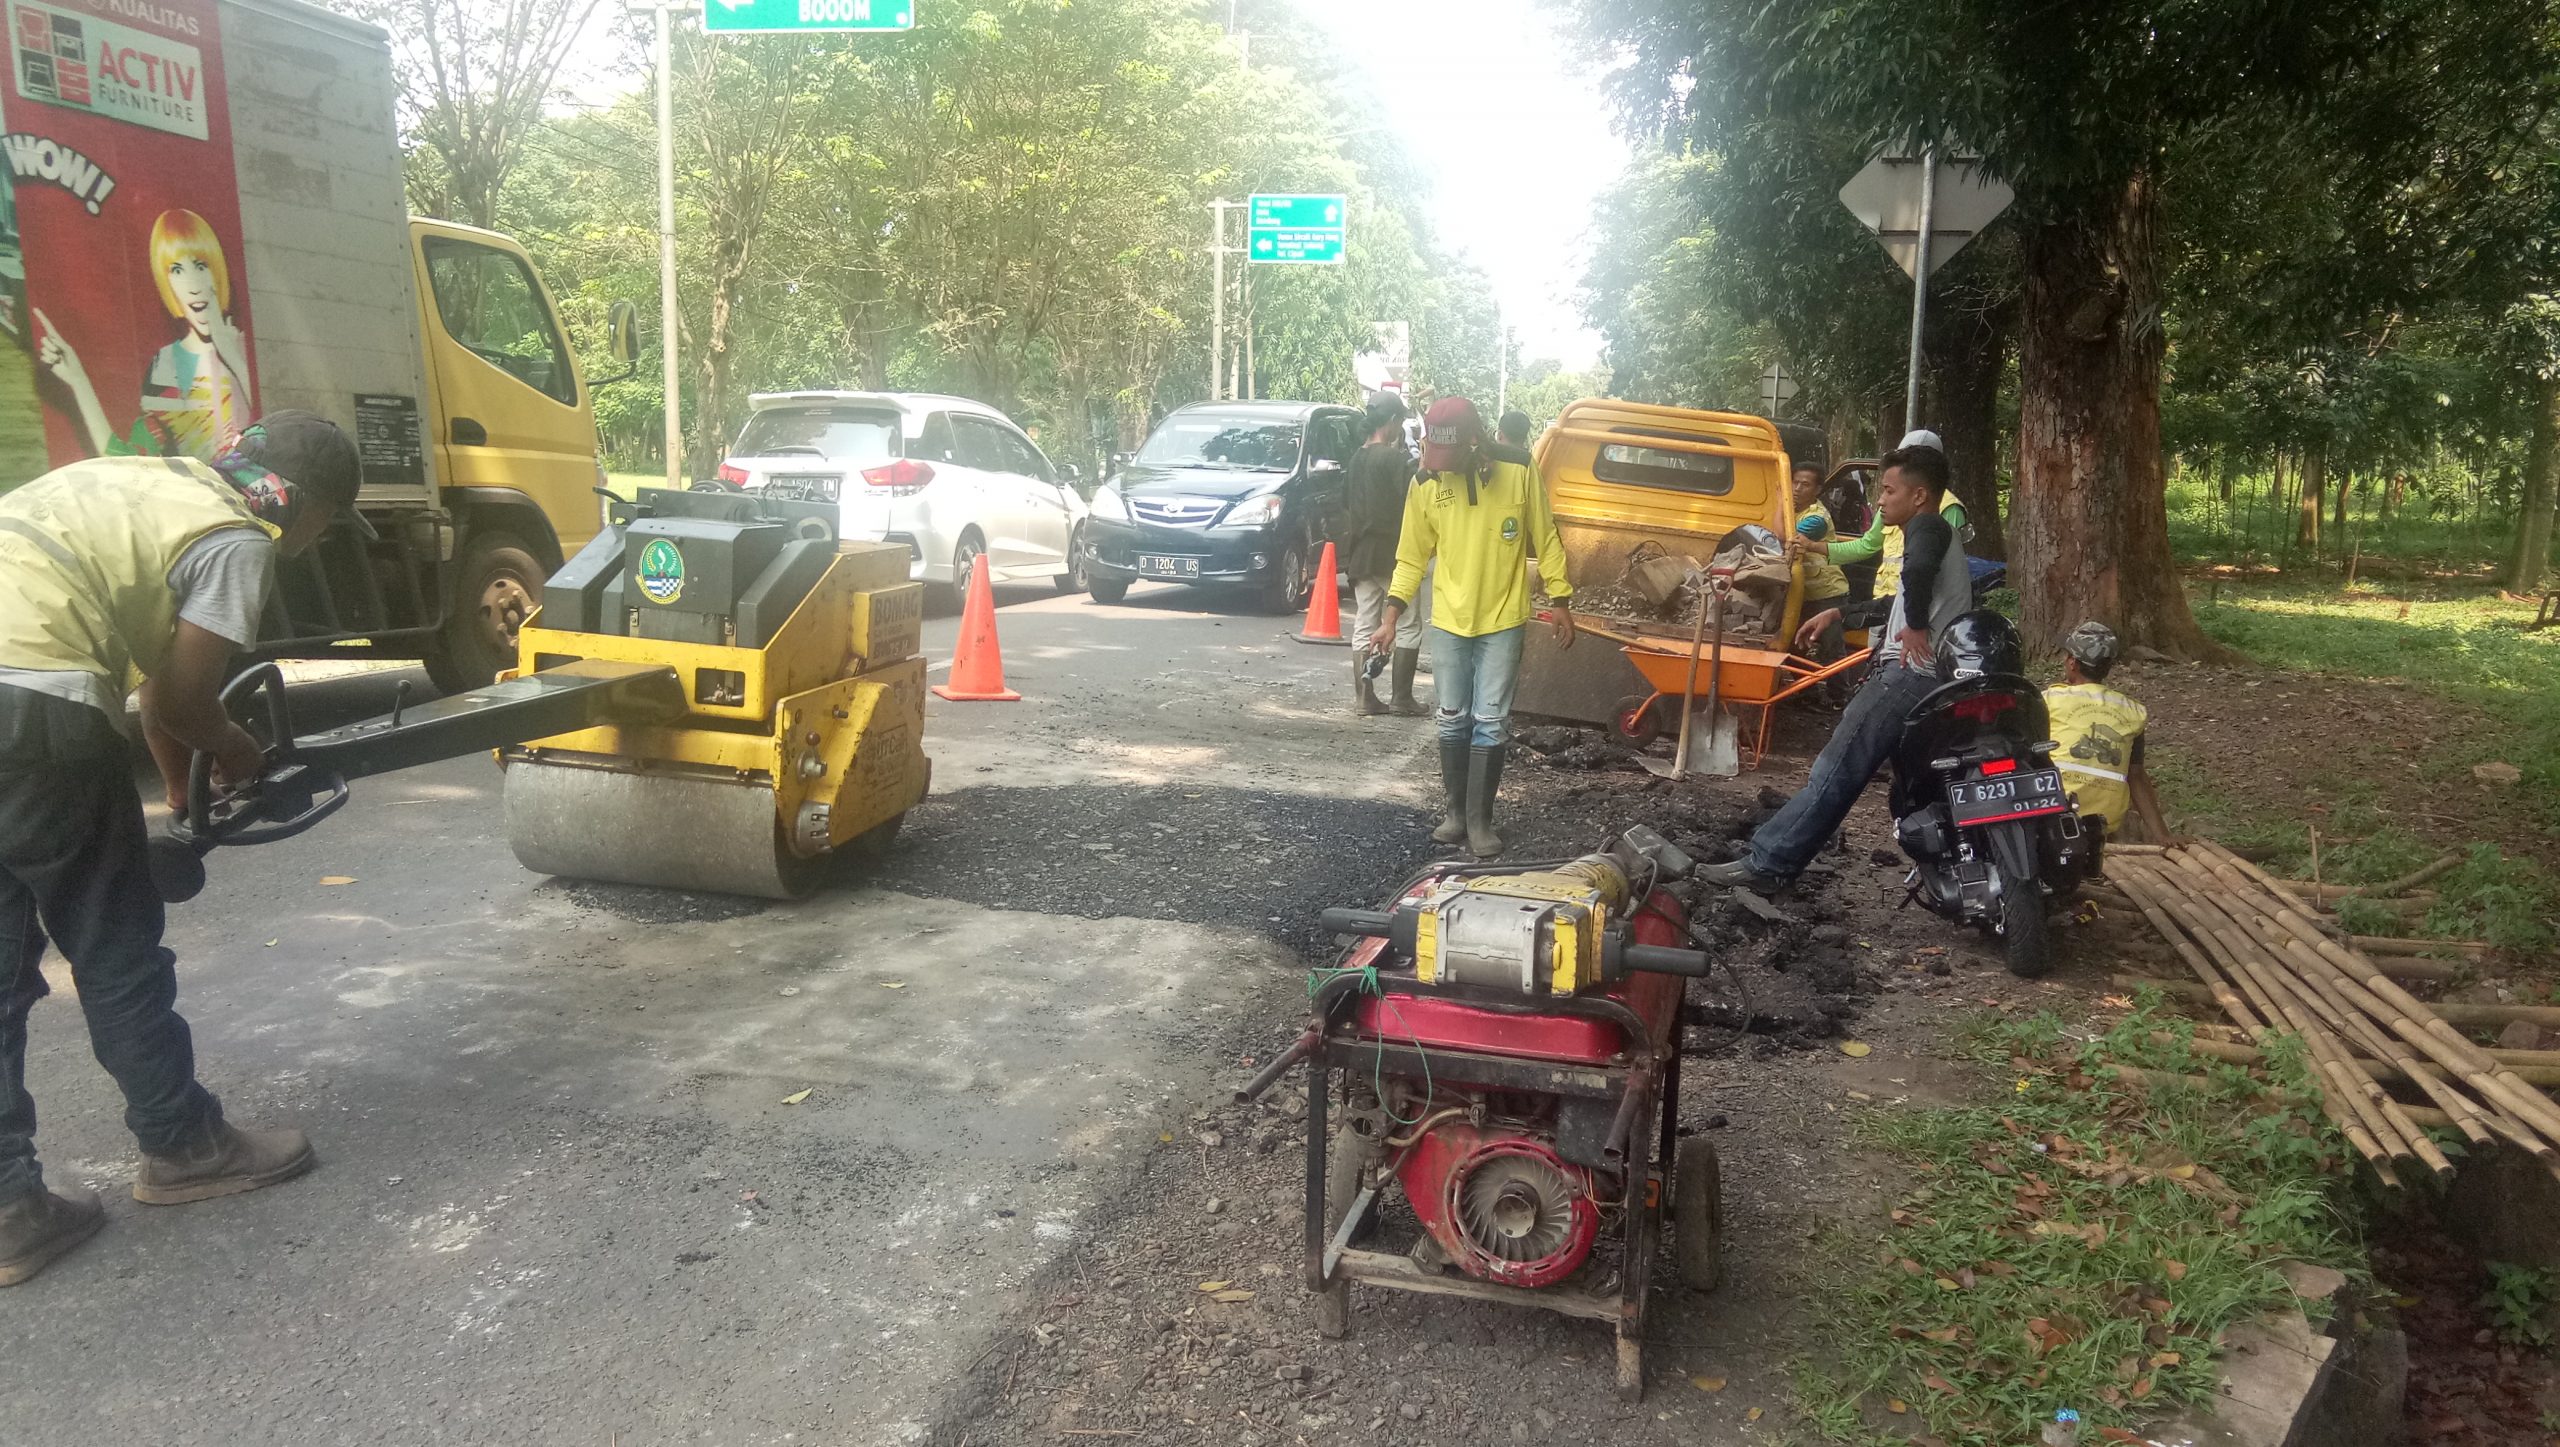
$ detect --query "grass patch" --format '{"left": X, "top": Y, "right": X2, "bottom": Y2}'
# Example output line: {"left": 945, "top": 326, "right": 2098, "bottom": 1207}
{"left": 1792, "top": 1002, "right": 2362, "bottom": 1445}
{"left": 2188, "top": 577, "right": 2560, "bottom": 817}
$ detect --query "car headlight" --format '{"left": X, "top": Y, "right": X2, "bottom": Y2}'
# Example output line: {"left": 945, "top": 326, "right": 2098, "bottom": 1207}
{"left": 1217, "top": 494, "right": 1285, "bottom": 529}
{"left": 1092, "top": 484, "right": 1132, "bottom": 521}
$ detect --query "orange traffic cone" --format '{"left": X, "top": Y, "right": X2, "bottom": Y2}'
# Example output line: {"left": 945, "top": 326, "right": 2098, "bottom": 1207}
{"left": 1295, "top": 540, "right": 1349, "bottom": 646}
{"left": 933, "top": 562, "right": 1022, "bottom": 702}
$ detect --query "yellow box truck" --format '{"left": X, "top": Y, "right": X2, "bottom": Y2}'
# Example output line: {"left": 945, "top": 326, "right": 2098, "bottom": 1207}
{"left": 0, "top": 0, "right": 633, "bottom": 690}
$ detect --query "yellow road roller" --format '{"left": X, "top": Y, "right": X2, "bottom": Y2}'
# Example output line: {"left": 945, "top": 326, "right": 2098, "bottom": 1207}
{"left": 153, "top": 486, "right": 930, "bottom": 902}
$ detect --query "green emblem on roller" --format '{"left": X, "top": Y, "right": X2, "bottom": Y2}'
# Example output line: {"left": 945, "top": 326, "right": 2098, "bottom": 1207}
{"left": 637, "top": 538, "right": 685, "bottom": 604}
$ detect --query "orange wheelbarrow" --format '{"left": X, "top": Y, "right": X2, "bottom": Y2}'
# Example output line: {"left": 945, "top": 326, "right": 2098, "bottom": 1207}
{"left": 1561, "top": 613, "right": 1871, "bottom": 770}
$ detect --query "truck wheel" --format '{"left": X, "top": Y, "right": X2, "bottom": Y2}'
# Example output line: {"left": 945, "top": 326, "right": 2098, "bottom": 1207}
{"left": 427, "top": 532, "right": 542, "bottom": 694}
{"left": 1258, "top": 540, "right": 1309, "bottom": 615}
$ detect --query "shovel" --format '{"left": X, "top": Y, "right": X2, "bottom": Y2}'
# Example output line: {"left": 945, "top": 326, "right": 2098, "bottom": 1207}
{"left": 1648, "top": 576, "right": 1742, "bottom": 779}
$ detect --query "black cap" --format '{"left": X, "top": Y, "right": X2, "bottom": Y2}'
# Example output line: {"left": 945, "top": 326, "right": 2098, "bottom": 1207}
{"left": 222, "top": 410, "right": 373, "bottom": 539}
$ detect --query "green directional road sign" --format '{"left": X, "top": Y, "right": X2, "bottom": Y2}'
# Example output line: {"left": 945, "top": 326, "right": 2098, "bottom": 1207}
{"left": 702, "top": 0, "right": 912, "bottom": 34}
{"left": 1248, "top": 194, "right": 1348, "bottom": 265}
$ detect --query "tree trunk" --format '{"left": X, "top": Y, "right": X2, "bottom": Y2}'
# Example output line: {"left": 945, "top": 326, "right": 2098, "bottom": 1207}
{"left": 2011, "top": 170, "right": 2213, "bottom": 657}
{"left": 2295, "top": 443, "right": 2324, "bottom": 555}
{"left": 2333, "top": 465, "right": 2350, "bottom": 540}
{"left": 692, "top": 236, "right": 749, "bottom": 479}
{"left": 2512, "top": 374, "right": 2560, "bottom": 593}
{"left": 1926, "top": 295, "right": 2011, "bottom": 560}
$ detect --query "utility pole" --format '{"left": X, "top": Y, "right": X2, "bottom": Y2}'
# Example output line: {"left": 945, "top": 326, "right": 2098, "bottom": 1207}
{"left": 1902, "top": 142, "right": 1937, "bottom": 436}
{"left": 631, "top": 0, "right": 694, "bottom": 488}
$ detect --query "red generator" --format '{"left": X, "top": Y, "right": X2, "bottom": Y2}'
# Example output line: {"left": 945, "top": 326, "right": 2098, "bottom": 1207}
{"left": 1237, "top": 829, "right": 1725, "bottom": 1399}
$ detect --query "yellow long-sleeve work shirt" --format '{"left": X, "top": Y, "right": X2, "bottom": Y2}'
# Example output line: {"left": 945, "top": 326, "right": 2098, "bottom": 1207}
{"left": 1387, "top": 456, "right": 1573, "bottom": 638}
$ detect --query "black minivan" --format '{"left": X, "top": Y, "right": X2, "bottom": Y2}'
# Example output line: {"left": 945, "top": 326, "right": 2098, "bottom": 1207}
{"left": 1083, "top": 401, "right": 1361, "bottom": 612}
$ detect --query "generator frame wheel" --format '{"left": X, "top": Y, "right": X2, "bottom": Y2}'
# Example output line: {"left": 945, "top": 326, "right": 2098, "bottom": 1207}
{"left": 1610, "top": 693, "right": 1663, "bottom": 749}
{"left": 1673, "top": 1138, "right": 1724, "bottom": 1292}
{"left": 1316, "top": 1117, "right": 1380, "bottom": 1340}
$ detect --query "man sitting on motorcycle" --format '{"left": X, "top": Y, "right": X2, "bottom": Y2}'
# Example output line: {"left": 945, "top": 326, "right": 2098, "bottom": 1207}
{"left": 1700, "top": 442, "right": 1972, "bottom": 892}
{"left": 2045, "top": 621, "right": 2171, "bottom": 844}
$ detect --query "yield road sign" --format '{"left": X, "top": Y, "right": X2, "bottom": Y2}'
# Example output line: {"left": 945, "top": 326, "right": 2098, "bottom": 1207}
{"left": 1248, "top": 194, "right": 1347, "bottom": 265}
{"left": 703, "top": 0, "right": 912, "bottom": 33}
{"left": 1838, "top": 154, "right": 2013, "bottom": 278}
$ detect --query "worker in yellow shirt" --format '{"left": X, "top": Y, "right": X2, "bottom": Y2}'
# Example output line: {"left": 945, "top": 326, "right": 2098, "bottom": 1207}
{"left": 1367, "top": 397, "right": 1574, "bottom": 859}
{"left": 1818, "top": 429, "right": 1969, "bottom": 599}
{"left": 2045, "top": 622, "right": 2169, "bottom": 843}
{"left": 1786, "top": 461, "right": 1852, "bottom": 662}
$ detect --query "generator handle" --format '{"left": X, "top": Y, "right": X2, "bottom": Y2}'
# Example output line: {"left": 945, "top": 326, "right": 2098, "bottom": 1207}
{"left": 1617, "top": 942, "right": 1712, "bottom": 978}
{"left": 1318, "top": 908, "right": 1419, "bottom": 952}
{"left": 1234, "top": 1028, "right": 1320, "bottom": 1104}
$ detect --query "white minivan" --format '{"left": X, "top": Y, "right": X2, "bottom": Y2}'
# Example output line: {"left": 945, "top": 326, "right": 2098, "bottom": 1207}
{"left": 717, "top": 391, "right": 1088, "bottom": 599}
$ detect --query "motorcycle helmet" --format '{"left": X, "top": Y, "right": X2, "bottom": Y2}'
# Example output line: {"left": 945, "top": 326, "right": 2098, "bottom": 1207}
{"left": 1933, "top": 609, "right": 2026, "bottom": 681}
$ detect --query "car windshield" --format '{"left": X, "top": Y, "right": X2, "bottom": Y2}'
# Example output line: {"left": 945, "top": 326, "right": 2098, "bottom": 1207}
{"left": 734, "top": 406, "right": 901, "bottom": 462}
{"left": 1137, "top": 412, "right": 1302, "bottom": 472}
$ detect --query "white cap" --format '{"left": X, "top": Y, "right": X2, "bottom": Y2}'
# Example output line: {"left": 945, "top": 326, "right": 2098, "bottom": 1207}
{"left": 1898, "top": 429, "right": 1944, "bottom": 452}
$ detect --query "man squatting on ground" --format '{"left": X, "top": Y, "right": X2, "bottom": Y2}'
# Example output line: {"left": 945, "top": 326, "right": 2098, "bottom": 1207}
{"left": 1344, "top": 394, "right": 1427, "bottom": 718}
{"left": 1700, "top": 441, "right": 1969, "bottom": 892}
{"left": 0, "top": 411, "right": 361, "bottom": 1286}
{"left": 1367, "top": 397, "right": 1575, "bottom": 860}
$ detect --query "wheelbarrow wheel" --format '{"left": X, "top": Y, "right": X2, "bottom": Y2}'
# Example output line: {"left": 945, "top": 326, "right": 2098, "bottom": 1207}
{"left": 1317, "top": 1121, "right": 1379, "bottom": 1340}
{"left": 1610, "top": 693, "right": 1663, "bottom": 749}
{"left": 1673, "top": 1139, "right": 1724, "bottom": 1292}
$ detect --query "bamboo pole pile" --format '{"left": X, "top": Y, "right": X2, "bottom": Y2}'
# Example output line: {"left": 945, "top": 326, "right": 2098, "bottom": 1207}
{"left": 2105, "top": 841, "right": 2554, "bottom": 1190}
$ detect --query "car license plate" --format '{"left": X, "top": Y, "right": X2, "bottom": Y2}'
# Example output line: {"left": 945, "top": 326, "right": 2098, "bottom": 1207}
{"left": 765, "top": 472, "right": 842, "bottom": 503}
{"left": 1947, "top": 768, "right": 2067, "bottom": 825}
{"left": 1137, "top": 554, "right": 1200, "bottom": 579}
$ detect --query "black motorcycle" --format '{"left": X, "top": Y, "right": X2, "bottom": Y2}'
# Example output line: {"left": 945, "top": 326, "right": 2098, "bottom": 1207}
{"left": 1887, "top": 612, "right": 2095, "bottom": 977}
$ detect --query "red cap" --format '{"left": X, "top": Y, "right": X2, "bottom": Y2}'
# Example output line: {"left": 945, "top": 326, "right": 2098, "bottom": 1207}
{"left": 1420, "top": 396, "right": 1483, "bottom": 473}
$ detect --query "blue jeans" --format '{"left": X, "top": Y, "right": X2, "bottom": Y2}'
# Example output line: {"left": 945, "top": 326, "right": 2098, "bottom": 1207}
{"left": 1429, "top": 625, "right": 1524, "bottom": 748}
{"left": 0, "top": 689, "right": 221, "bottom": 1199}
{"left": 1746, "top": 659, "right": 1940, "bottom": 881}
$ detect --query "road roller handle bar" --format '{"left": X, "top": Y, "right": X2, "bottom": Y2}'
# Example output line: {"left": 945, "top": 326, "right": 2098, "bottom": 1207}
{"left": 175, "top": 663, "right": 350, "bottom": 850}
{"left": 1314, "top": 906, "right": 1712, "bottom": 980}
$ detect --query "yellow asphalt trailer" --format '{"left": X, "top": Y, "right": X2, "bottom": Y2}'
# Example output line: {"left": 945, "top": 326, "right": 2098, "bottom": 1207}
{"left": 499, "top": 539, "right": 932, "bottom": 900}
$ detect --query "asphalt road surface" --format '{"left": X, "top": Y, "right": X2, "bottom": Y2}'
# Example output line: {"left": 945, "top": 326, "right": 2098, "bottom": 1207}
{"left": 7, "top": 579, "right": 1434, "bottom": 1444}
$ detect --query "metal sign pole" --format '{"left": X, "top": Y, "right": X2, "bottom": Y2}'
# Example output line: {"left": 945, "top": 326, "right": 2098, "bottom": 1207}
{"left": 653, "top": 0, "right": 684, "bottom": 487}
{"left": 1902, "top": 144, "right": 1937, "bottom": 436}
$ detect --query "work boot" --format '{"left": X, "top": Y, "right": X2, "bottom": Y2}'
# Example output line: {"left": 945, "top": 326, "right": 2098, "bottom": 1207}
{"left": 1432, "top": 737, "right": 1471, "bottom": 846}
{"left": 0, "top": 1184, "right": 105, "bottom": 1286}
{"left": 133, "top": 1120, "right": 316, "bottom": 1205}
{"left": 1389, "top": 648, "right": 1427, "bottom": 716}
{"left": 1354, "top": 654, "right": 1387, "bottom": 717}
{"left": 1698, "top": 857, "right": 1786, "bottom": 894}
{"left": 1465, "top": 743, "right": 1508, "bottom": 859}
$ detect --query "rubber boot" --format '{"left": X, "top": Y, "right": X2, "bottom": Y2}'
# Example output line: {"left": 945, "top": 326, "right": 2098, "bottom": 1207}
{"left": 1354, "top": 654, "right": 1387, "bottom": 717}
{"left": 1389, "top": 647, "right": 1427, "bottom": 716}
{"left": 133, "top": 1120, "right": 316, "bottom": 1205}
{"left": 1431, "top": 737, "right": 1470, "bottom": 846}
{"left": 1465, "top": 743, "right": 1507, "bottom": 859}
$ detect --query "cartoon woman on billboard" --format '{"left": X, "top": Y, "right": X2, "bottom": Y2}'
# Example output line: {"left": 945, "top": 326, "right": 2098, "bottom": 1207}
{"left": 34, "top": 207, "right": 255, "bottom": 460}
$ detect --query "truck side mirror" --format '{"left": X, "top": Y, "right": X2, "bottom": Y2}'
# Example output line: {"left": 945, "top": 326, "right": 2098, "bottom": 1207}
{"left": 592, "top": 300, "right": 643, "bottom": 386}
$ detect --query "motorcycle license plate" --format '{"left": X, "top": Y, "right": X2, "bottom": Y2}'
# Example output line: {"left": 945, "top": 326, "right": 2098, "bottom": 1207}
{"left": 1947, "top": 768, "right": 2068, "bottom": 825}
{"left": 1137, "top": 554, "right": 1201, "bottom": 579}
